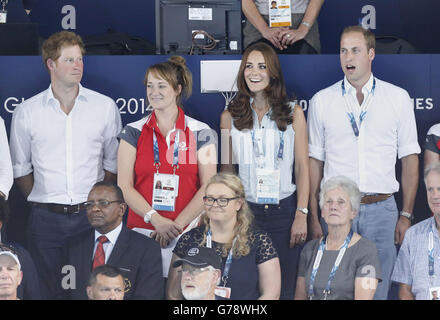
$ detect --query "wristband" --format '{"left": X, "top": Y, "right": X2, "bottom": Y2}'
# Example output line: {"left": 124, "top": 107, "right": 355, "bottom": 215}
{"left": 400, "top": 211, "right": 414, "bottom": 221}
{"left": 144, "top": 209, "right": 157, "bottom": 223}
{"left": 301, "top": 21, "right": 311, "bottom": 28}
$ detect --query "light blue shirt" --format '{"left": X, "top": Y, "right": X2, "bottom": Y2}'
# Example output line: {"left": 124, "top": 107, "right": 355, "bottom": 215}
{"left": 231, "top": 103, "right": 296, "bottom": 203}
{"left": 391, "top": 217, "right": 440, "bottom": 299}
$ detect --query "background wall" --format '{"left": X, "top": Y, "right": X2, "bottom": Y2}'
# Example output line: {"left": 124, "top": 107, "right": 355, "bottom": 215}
{"left": 0, "top": 54, "right": 437, "bottom": 244}
{"left": 17, "top": 0, "right": 440, "bottom": 53}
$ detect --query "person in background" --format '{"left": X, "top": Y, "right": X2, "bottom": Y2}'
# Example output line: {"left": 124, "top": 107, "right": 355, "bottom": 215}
{"left": 392, "top": 162, "right": 440, "bottom": 300}
{"left": 0, "top": 116, "right": 13, "bottom": 201}
{"left": 242, "top": 0, "right": 323, "bottom": 54}
{"left": 0, "top": 199, "right": 41, "bottom": 299}
{"left": 167, "top": 172, "right": 281, "bottom": 300}
{"left": 117, "top": 55, "right": 217, "bottom": 279}
{"left": 61, "top": 182, "right": 163, "bottom": 300}
{"left": 0, "top": 246, "right": 23, "bottom": 300}
{"left": 221, "top": 41, "right": 309, "bottom": 299}
{"left": 172, "top": 246, "right": 222, "bottom": 300}
{"left": 9, "top": 31, "right": 122, "bottom": 299}
{"left": 424, "top": 124, "right": 440, "bottom": 169}
{"left": 295, "top": 176, "right": 381, "bottom": 300}
{"left": 307, "top": 25, "right": 420, "bottom": 299}
{"left": 86, "top": 264, "right": 125, "bottom": 301}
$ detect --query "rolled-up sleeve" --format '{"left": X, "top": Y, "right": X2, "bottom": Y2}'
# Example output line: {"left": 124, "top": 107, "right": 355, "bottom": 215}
{"left": 102, "top": 101, "right": 122, "bottom": 174}
{"left": 9, "top": 104, "right": 33, "bottom": 179}
{"left": 0, "top": 117, "right": 13, "bottom": 199}
{"left": 397, "top": 90, "right": 421, "bottom": 159}
{"left": 307, "top": 93, "right": 326, "bottom": 161}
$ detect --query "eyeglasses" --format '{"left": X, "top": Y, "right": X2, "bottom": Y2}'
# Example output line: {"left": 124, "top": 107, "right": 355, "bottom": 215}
{"left": 181, "top": 265, "right": 211, "bottom": 276}
{"left": 84, "top": 200, "right": 122, "bottom": 210}
{"left": 203, "top": 196, "right": 239, "bottom": 208}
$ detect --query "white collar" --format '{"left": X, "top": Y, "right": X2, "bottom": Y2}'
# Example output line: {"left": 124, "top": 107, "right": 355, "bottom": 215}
{"left": 343, "top": 73, "right": 375, "bottom": 95}
{"left": 94, "top": 222, "right": 123, "bottom": 245}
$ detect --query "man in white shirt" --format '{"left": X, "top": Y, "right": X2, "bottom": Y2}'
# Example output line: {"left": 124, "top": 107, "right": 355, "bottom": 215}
{"left": 9, "top": 31, "right": 122, "bottom": 299}
{"left": 307, "top": 26, "right": 420, "bottom": 300}
{"left": 0, "top": 116, "right": 13, "bottom": 201}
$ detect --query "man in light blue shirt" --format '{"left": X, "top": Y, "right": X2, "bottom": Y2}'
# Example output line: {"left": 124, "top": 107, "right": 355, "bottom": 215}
{"left": 392, "top": 162, "right": 440, "bottom": 299}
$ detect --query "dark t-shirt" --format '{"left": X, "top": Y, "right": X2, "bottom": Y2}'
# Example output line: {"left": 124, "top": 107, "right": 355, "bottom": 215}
{"left": 298, "top": 237, "right": 382, "bottom": 300}
{"left": 173, "top": 225, "right": 278, "bottom": 300}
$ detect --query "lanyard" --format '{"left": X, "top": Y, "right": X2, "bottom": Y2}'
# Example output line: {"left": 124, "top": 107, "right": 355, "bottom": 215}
{"left": 251, "top": 130, "right": 285, "bottom": 162}
{"left": 1, "top": 0, "right": 7, "bottom": 11}
{"left": 341, "top": 78, "right": 376, "bottom": 137}
{"left": 308, "top": 229, "right": 354, "bottom": 300}
{"left": 429, "top": 223, "right": 435, "bottom": 284}
{"left": 207, "top": 229, "right": 236, "bottom": 287}
{"left": 152, "top": 129, "right": 180, "bottom": 174}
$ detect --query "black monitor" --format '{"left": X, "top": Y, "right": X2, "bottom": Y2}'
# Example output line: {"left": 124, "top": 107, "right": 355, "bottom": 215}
{"left": 155, "top": 0, "right": 242, "bottom": 55}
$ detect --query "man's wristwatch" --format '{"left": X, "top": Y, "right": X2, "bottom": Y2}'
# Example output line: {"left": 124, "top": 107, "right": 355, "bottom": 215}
{"left": 400, "top": 211, "right": 414, "bottom": 221}
{"left": 297, "top": 208, "right": 309, "bottom": 215}
{"left": 144, "top": 209, "right": 157, "bottom": 223}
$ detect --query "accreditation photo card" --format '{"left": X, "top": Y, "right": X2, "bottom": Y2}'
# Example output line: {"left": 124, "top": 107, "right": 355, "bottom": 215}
{"left": 269, "top": 0, "right": 291, "bottom": 27}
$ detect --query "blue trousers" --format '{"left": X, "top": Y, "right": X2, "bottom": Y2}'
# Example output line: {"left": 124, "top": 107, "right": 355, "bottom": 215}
{"left": 321, "top": 195, "right": 398, "bottom": 300}
{"left": 27, "top": 206, "right": 90, "bottom": 299}
{"left": 248, "top": 193, "right": 302, "bottom": 300}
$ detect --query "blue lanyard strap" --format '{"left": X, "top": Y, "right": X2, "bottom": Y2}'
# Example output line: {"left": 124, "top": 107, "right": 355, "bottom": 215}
{"left": 341, "top": 78, "right": 376, "bottom": 138}
{"left": 251, "top": 130, "right": 285, "bottom": 161}
{"left": 152, "top": 129, "right": 180, "bottom": 172}
{"left": 206, "top": 229, "right": 236, "bottom": 287}
{"left": 308, "top": 229, "right": 354, "bottom": 299}
{"left": 429, "top": 223, "right": 435, "bottom": 279}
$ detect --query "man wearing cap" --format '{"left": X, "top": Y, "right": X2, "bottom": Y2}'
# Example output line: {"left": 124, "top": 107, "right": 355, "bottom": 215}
{"left": 173, "top": 246, "right": 221, "bottom": 300}
{"left": 0, "top": 249, "right": 23, "bottom": 300}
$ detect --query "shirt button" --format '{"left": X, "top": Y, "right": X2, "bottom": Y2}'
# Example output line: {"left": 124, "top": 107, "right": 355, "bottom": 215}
{"left": 264, "top": 205, "right": 269, "bottom": 210}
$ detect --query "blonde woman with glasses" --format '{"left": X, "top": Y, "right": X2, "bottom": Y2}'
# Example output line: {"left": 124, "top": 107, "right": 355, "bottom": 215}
{"left": 167, "top": 172, "right": 281, "bottom": 300}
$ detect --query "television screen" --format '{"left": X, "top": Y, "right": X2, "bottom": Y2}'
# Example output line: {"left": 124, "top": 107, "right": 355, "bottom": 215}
{"left": 155, "top": 0, "right": 242, "bottom": 55}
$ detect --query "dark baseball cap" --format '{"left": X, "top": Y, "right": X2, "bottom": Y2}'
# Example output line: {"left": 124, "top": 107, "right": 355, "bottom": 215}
{"left": 173, "top": 246, "right": 221, "bottom": 270}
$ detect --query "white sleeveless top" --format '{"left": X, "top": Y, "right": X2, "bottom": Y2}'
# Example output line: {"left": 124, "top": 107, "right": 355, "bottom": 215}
{"left": 230, "top": 103, "right": 296, "bottom": 203}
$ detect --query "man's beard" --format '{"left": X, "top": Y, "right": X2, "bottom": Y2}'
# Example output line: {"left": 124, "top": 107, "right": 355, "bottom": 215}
{"left": 182, "top": 282, "right": 211, "bottom": 300}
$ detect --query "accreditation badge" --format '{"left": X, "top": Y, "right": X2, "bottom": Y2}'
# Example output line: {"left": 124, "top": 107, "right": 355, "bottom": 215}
{"left": 152, "top": 173, "right": 179, "bottom": 212}
{"left": 215, "top": 286, "right": 232, "bottom": 299}
{"left": 0, "top": 10, "right": 7, "bottom": 23}
{"left": 269, "top": 0, "right": 291, "bottom": 27}
{"left": 256, "top": 168, "right": 280, "bottom": 204}
{"left": 429, "top": 286, "right": 440, "bottom": 300}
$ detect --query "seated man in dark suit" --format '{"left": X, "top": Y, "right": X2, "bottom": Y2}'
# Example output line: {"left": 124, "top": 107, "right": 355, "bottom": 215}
{"left": 87, "top": 264, "right": 125, "bottom": 300}
{"left": 60, "top": 181, "right": 163, "bottom": 300}
{"left": 0, "top": 198, "right": 41, "bottom": 299}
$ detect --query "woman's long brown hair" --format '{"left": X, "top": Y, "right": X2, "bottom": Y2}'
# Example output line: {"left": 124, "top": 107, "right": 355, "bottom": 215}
{"left": 228, "top": 42, "right": 293, "bottom": 131}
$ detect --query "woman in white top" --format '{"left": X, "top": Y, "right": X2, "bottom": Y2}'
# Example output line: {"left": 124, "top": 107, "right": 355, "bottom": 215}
{"left": 220, "top": 41, "right": 309, "bottom": 299}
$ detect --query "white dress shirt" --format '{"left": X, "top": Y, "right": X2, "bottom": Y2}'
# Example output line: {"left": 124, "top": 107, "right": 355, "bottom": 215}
{"left": 9, "top": 84, "right": 122, "bottom": 204}
{"left": 93, "top": 222, "right": 123, "bottom": 263}
{"left": 308, "top": 74, "right": 420, "bottom": 193}
{"left": 231, "top": 104, "right": 296, "bottom": 203}
{"left": 0, "top": 116, "right": 13, "bottom": 199}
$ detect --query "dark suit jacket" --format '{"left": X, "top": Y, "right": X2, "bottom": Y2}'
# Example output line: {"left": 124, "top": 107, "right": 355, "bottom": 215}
{"left": 61, "top": 226, "right": 163, "bottom": 300}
